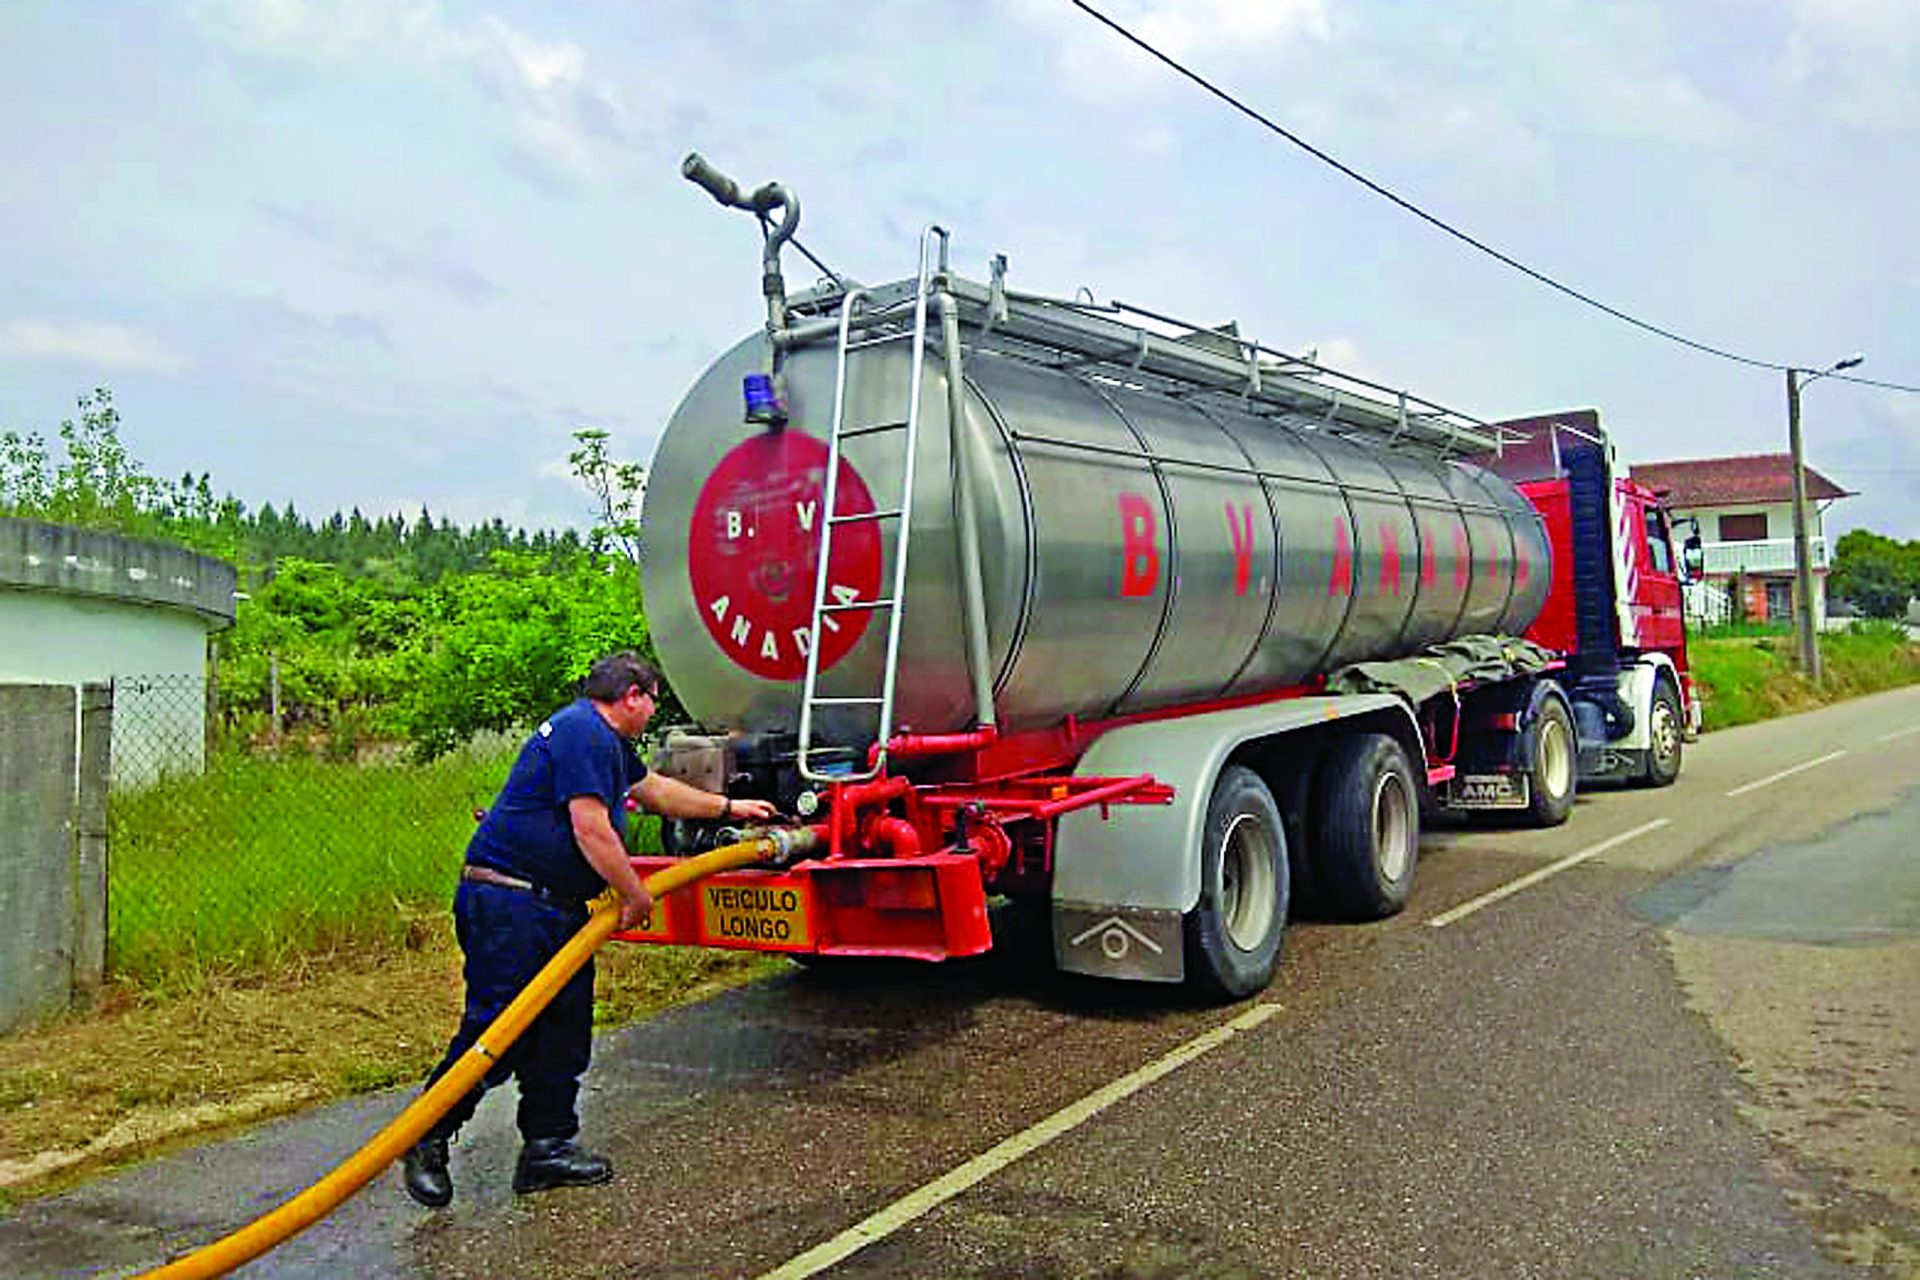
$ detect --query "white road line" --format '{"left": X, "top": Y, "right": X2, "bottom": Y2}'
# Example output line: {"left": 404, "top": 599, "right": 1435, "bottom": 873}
{"left": 1723, "top": 749, "right": 1849, "bottom": 798}
{"left": 754, "top": 1002, "right": 1284, "bottom": 1280}
{"left": 1877, "top": 725, "right": 1920, "bottom": 744}
{"left": 1425, "top": 818, "right": 1673, "bottom": 930}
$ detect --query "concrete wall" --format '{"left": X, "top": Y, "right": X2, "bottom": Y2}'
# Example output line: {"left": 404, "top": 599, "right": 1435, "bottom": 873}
{"left": 0, "top": 518, "right": 235, "bottom": 619}
{"left": 0, "top": 518, "right": 235, "bottom": 787}
{"left": 0, "top": 684, "right": 110, "bottom": 1032}
{"left": 0, "top": 593, "right": 209, "bottom": 786}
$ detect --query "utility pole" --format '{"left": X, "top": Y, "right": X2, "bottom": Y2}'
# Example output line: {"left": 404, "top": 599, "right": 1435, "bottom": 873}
{"left": 1786, "top": 354, "right": 1864, "bottom": 683}
{"left": 1786, "top": 367, "right": 1821, "bottom": 683}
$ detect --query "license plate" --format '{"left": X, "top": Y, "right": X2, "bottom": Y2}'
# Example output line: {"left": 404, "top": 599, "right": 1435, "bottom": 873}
{"left": 1448, "top": 773, "right": 1529, "bottom": 810}
{"left": 700, "top": 880, "right": 813, "bottom": 948}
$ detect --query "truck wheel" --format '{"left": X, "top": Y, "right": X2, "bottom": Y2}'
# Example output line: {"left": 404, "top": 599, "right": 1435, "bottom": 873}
{"left": 1636, "top": 679, "right": 1683, "bottom": 788}
{"left": 1183, "top": 765, "right": 1288, "bottom": 1001}
{"left": 1524, "top": 697, "right": 1577, "bottom": 827}
{"left": 1313, "top": 734, "right": 1419, "bottom": 921}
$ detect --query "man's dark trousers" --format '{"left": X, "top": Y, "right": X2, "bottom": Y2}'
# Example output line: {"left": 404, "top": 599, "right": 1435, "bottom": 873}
{"left": 422, "top": 881, "right": 594, "bottom": 1142}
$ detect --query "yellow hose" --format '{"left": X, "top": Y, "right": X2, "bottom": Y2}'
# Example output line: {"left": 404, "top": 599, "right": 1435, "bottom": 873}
{"left": 139, "top": 836, "right": 786, "bottom": 1280}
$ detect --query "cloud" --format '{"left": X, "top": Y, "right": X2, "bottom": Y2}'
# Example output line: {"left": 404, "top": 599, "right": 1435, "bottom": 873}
{"left": 1566, "top": 67, "right": 1739, "bottom": 145}
{"left": 0, "top": 322, "right": 186, "bottom": 374}
{"left": 193, "top": 0, "right": 632, "bottom": 184}
{"left": 1005, "top": 0, "right": 1330, "bottom": 101}
{"left": 255, "top": 201, "right": 503, "bottom": 302}
{"left": 227, "top": 296, "right": 391, "bottom": 351}
{"left": 1780, "top": 0, "right": 1920, "bottom": 126}
{"left": 1289, "top": 336, "right": 1393, "bottom": 388}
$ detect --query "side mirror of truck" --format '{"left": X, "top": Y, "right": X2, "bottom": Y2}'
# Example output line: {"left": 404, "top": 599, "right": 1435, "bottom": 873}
{"left": 1681, "top": 533, "right": 1705, "bottom": 583}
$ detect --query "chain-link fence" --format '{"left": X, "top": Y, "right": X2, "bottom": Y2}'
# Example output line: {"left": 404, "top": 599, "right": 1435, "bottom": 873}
{"left": 107, "top": 674, "right": 519, "bottom": 986}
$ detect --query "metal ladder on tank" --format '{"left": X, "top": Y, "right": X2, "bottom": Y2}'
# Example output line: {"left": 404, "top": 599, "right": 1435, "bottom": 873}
{"left": 796, "top": 227, "right": 948, "bottom": 784}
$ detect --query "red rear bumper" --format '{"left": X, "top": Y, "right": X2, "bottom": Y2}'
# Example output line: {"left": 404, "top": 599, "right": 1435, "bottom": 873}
{"left": 612, "top": 853, "right": 992, "bottom": 962}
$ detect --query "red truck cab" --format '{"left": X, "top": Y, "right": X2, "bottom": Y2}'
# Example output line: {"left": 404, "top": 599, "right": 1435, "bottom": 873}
{"left": 1485, "top": 410, "right": 1699, "bottom": 769}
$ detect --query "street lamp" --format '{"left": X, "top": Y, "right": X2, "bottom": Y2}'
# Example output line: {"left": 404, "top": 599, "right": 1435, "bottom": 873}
{"left": 1786, "top": 353, "right": 1863, "bottom": 682}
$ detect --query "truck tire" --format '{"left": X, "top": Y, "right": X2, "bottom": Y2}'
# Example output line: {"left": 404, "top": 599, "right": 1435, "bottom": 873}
{"left": 1183, "top": 765, "right": 1288, "bottom": 1001}
{"left": 1635, "top": 678, "right": 1683, "bottom": 788}
{"left": 1523, "top": 696, "right": 1577, "bottom": 827}
{"left": 1313, "top": 733, "right": 1419, "bottom": 921}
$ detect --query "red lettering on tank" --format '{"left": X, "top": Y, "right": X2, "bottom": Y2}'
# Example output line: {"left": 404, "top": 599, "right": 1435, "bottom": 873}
{"left": 1330, "top": 518, "right": 1353, "bottom": 596}
{"left": 1453, "top": 525, "right": 1470, "bottom": 591}
{"left": 1514, "top": 546, "right": 1529, "bottom": 589}
{"left": 1226, "top": 502, "right": 1255, "bottom": 597}
{"left": 1118, "top": 493, "right": 1159, "bottom": 598}
{"left": 1419, "top": 523, "right": 1436, "bottom": 590}
{"left": 1378, "top": 522, "right": 1402, "bottom": 596}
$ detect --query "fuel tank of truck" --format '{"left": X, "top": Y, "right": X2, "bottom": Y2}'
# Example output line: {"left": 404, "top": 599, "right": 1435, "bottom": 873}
{"left": 641, "top": 335, "right": 1550, "bottom": 743}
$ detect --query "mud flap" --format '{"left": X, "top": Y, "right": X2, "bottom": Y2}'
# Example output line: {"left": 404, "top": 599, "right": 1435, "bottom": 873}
{"left": 1053, "top": 903, "right": 1184, "bottom": 983}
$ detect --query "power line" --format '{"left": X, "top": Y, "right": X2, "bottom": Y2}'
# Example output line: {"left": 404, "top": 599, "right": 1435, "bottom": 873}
{"left": 1065, "top": 0, "right": 1920, "bottom": 394}
{"left": 1832, "top": 371, "right": 1920, "bottom": 393}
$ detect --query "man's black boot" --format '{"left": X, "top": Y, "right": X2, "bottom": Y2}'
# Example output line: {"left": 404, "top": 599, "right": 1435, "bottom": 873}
{"left": 513, "top": 1137, "right": 613, "bottom": 1194}
{"left": 403, "top": 1136, "right": 453, "bottom": 1208}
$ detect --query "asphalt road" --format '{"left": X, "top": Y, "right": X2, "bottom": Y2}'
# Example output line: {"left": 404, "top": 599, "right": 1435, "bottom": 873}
{"left": 8, "top": 686, "right": 1920, "bottom": 1279}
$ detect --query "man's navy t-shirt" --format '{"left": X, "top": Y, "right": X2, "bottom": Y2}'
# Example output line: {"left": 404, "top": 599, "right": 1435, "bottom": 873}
{"left": 466, "top": 699, "right": 647, "bottom": 902}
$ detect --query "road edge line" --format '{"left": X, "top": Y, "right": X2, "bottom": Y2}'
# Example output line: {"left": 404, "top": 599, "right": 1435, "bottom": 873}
{"left": 1723, "top": 749, "right": 1848, "bottom": 798}
{"left": 1425, "top": 818, "right": 1673, "bottom": 930}
{"left": 754, "top": 1002, "right": 1283, "bottom": 1280}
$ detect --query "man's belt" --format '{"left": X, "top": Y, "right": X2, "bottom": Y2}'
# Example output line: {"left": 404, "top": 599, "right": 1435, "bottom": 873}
{"left": 461, "top": 863, "right": 583, "bottom": 907}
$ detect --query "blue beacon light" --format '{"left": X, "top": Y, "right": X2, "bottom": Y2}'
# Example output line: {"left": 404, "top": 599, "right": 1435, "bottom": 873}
{"left": 743, "top": 373, "right": 787, "bottom": 425}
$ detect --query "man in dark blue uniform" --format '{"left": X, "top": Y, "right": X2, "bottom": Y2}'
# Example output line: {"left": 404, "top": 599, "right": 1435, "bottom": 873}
{"left": 404, "top": 651, "right": 776, "bottom": 1207}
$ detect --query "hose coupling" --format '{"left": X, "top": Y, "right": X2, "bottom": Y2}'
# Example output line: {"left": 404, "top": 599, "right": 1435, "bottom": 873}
{"left": 734, "top": 823, "right": 825, "bottom": 867}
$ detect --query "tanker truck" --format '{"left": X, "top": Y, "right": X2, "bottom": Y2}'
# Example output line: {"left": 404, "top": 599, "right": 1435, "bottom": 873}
{"left": 618, "top": 156, "right": 1696, "bottom": 998}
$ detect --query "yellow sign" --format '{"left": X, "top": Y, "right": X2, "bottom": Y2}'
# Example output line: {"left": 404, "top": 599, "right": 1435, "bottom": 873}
{"left": 617, "top": 899, "right": 673, "bottom": 941}
{"left": 702, "top": 881, "right": 812, "bottom": 948}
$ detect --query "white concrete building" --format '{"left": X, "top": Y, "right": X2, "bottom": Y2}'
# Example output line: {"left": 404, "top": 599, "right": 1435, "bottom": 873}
{"left": 1629, "top": 455, "right": 1851, "bottom": 629}
{"left": 0, "top": 518, "right": 237, "bottom": 786}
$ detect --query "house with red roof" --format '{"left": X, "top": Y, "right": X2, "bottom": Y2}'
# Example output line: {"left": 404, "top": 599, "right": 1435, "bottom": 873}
{"left": 1628, "top": 454, "right": 1853, "bottom": 626}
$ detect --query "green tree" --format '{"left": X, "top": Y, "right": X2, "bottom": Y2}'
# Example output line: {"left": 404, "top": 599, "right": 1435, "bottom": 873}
{"left": 6, "top": 387, "right": 671, "bottom": 755}
{"left": 396, "top": 554, "right": 656, "bottom": 757}
{"left": 569, "top": 427, "right": 646, "bottom": 564}
{"left": 1830, "top": 530, "right": 1920, "bottom": 618}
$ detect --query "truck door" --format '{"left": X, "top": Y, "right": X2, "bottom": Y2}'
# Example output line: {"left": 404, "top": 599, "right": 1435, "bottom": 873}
{"left": 1626, "top": 490, "right": 1686, "bottom": 658}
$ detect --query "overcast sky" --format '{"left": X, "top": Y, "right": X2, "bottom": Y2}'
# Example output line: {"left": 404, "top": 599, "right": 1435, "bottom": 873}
{"left": 2, "top": 0, "right": 1915, "bottom": 539}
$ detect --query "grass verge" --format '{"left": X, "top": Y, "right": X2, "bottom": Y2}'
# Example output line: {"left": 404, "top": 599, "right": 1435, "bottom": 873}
{"left": 1688, "top": 622, "right": 1920, "bottom": 731}
{"left": 0, "top": 738, "right": 724, "bottom": 1197}
{"left": 107, "top": 743, "right": 664, "bottom": 990}
{"left": 108, "top": 744, "right": 515, "bottom": 988}
{"left": 0, "top": 926, "right": 784, "bottom": 1194}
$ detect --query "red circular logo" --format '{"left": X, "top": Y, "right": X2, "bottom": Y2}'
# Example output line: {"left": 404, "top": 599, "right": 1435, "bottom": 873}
{"left": 686, "top": 431, "right": 883, "bottom": 680}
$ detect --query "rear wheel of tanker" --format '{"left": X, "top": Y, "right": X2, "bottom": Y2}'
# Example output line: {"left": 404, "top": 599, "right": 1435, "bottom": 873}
{"left": 1635, "top": 678, "right": 1684, "bottom": 788}
{"left": 1313, "top": 733, "right": 1420, "bottom": 921}
{"left": 1183, "top": 765, "right": 1289, "bottom": 1002}
{"left": 1523, "top": 696, "right": 1577, "bottom": 827}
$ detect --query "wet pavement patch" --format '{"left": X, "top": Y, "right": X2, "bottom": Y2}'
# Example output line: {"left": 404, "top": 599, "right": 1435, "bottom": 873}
{"left": 1635, "top": 790, "right": 1920, "bottom": 945}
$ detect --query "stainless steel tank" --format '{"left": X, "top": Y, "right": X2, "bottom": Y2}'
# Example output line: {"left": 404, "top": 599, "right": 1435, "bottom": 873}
{"left": 642, "top": 336, "right": 1550, "bottom": 742}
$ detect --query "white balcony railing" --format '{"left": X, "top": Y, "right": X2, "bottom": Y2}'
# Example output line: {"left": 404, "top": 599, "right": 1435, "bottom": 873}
{"left": 1701, "top": 536, "right": 1827, "bottom": 575}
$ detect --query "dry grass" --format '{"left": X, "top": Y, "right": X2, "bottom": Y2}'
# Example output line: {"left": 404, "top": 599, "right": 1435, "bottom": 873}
{"left": 0, "top": 921, "right": 781, "bottom": 1197}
